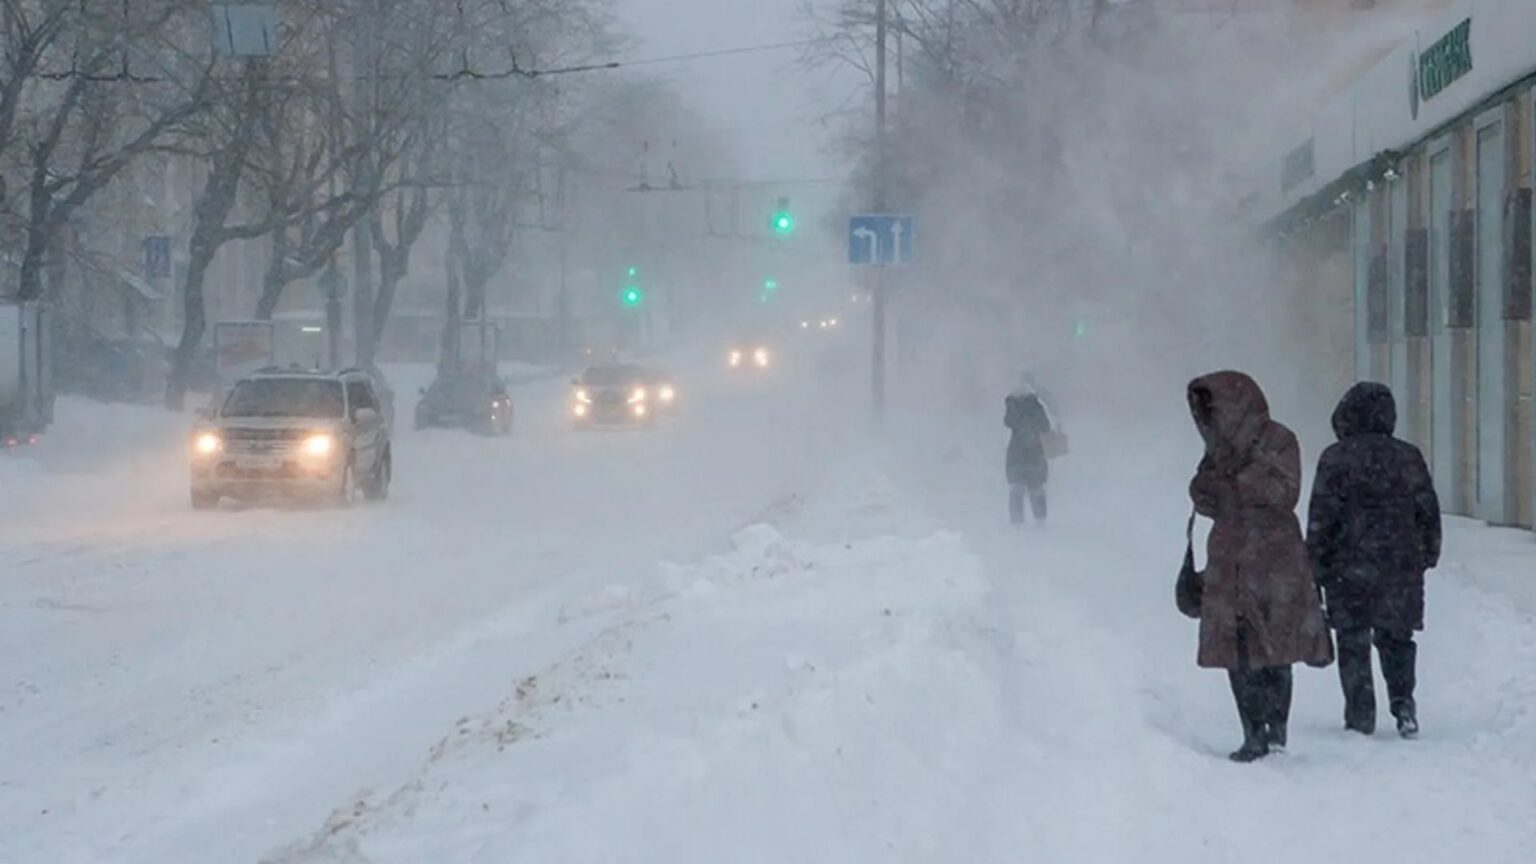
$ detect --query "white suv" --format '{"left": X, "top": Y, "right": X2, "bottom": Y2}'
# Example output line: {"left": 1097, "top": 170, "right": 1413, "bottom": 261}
{"left": 190, "top": 368, "right": 392, "bottom": 509}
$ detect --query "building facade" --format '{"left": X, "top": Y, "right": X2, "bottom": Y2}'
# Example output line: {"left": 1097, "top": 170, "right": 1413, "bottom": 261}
{"left": 1262, "top": 0, "right": 1536, "bottom": 530}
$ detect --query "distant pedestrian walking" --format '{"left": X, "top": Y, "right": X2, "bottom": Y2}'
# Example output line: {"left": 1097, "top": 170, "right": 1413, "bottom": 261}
{"left": 1306, "top": 382, "right": 1441, "bottom": 739}
{"left": 1004, "top": 378, "right": 1051, "bottom": 525}
{"left": 1185, "top": 371, "right": 1334, "bottom": 762}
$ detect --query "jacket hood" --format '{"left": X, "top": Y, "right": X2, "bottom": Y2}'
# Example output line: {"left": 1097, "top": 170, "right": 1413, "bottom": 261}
{"left": 1188, "top": 370, "right": 1271, "bottom": 457}
{"left": 1332, "top": 382, "right": 1396, "bottom": 438}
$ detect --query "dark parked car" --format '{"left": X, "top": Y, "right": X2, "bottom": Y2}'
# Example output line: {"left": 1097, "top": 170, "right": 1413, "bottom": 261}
{"left": 415, "top": 369, "right": 513, "bottom": 436}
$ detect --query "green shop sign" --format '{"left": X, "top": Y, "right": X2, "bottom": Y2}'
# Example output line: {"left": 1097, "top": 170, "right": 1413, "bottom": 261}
{"left": 1418, "top": 18, "right": 1472, "bottom": 104}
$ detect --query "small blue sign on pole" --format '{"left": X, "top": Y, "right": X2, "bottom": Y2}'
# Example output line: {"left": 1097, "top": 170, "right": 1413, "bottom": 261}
{"left": 848, "top": 214, "right": 913, "bottom": 265}
{"left": 142, "top": 235, "right": 171, "bottom": 279}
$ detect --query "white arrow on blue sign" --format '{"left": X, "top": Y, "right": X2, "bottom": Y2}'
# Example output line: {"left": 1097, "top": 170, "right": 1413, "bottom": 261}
{"left": 848, "top": 214, "right": 913, "bottom": 265}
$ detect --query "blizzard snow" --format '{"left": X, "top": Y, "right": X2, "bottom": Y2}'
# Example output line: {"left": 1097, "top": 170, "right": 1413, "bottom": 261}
{"left": 3, "top": 355, "right": 1535, "bottom": 863}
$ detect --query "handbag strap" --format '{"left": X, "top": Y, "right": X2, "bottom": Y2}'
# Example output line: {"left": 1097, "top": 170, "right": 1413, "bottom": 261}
{"left": 1185, "top": 511, "right": 1197, "bottom": 554}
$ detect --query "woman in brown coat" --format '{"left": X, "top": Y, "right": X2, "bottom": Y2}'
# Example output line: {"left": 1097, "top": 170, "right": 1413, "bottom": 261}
{"left": 1188, "top": 371, "right": 1333, "bottom": 761}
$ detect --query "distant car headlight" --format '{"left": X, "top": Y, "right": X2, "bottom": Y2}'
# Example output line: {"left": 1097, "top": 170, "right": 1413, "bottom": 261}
{"left": 729, "top": 350, "right": 743, "bottom": 367}
{"left": 753, "top": 348, "right": 770, "bottom": 367}
{"left": 193, "top": 432, "right": 222, "bottom": 455}
{"left": 658, "top": 385, "right": 675, "bottom": 403}
{"left": 628, "top": 387, "right": 647, "bottom": 404}
{"left": 302, "top": 433, "right": 337, "bottom": 458}
{"left": 633, "top": 403, "right": 648, "bottom": 418}
{"left": 575, "top": 388, "right": 591, "bottom": 404}
{"left": 573, "top": 402, "right": 589, "bottom": 418}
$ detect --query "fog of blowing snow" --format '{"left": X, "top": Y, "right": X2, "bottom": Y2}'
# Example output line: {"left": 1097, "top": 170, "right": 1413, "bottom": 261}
{"left": 3, "top": 1, "right": 1535, "bottom": 862}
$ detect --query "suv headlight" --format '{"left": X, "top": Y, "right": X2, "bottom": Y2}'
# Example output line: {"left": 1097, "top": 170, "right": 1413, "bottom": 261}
{"left": 753, "top": 348, "right": 770, "bottom": 367}
{"left": 628, "top": 387, "right": 647, "bottom": 404}
{"left": 302, "top": 433, "right": 337, "bottom": 458}
{"left": 575, "top": 388, "right": 591, "bottom": 404}
{"left": 193, "top": 432, "right": 222, "bottom": 455}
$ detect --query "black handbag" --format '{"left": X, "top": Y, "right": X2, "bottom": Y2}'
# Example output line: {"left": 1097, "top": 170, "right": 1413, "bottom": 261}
{"left": 1176, "top": 512, "right": 1203, "bottom": 619}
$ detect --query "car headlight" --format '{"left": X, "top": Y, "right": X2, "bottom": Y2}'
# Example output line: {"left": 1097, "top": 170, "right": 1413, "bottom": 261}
{"left": 658, "top": 385, "right": 675, "bottom": 403}
{"left": 193, "top": 432, "right": 222, "bottom": 455}
{"left": 729, "top": 350, "right": 743, "bottom": 367}
{"left": 575, "top": 388, "right": 591, "bottom": 404}
{"left": 628, "top": 387, "right": 647, "bottom": 404}
{"left": 633, "top": 403, "right": 648, "bottom": 418}
{"left": 753, "top": 348, "right": 770, "bottom": 367}
{"left": 574, "top": 403, "right": 589, "bottom": 417}
{"left": 302, "top": 433, "right": 336, "bottom": 458}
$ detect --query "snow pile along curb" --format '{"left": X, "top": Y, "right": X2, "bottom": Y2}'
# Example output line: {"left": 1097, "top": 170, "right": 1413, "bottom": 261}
{"left": 266, "top": 523, "right": 1003, "bottom": 864}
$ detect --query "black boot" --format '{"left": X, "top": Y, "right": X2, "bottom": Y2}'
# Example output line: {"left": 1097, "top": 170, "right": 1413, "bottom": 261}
{"left": 1395, "top": 705, "right": 1420, "bottom": 739}
{"left": 1265, "top": 666, "right": 1292, "bottom": 752}
{"left": 1228, "top": 670, "right": 1271, "bottom": 763}
{"left": 1230, "top": 723, "right": 1270, "bottom": 763}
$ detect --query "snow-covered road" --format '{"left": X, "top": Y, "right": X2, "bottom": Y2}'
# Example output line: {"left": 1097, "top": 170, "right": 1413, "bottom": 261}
{"left": 5, "top": 353, "right": 1535, "bottom": 863}
{"left": 1, "top": 358, "right": 860, "bottom": 863}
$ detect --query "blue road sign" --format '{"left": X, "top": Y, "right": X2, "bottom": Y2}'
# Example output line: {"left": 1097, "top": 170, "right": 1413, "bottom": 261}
{"left": 848, "top": 214, "right": 913, "bottom": 265}
{"left": 142, "top": 235, "right": 171, "bottom": 279}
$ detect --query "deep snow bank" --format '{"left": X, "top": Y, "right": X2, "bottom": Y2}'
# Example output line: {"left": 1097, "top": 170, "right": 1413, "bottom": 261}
{"left": 266, "top": 506, "right": 1006, "bottom": 863}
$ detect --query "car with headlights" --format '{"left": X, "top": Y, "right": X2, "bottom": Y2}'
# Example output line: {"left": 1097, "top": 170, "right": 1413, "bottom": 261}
{"left": 189, "top": 368, "right": 392, "bottom": 509}
{"left": 414, "top": 368, "right": 513, "bottom": 436}
{"left": 643, "top": 367, "right": 678, "bottom": 414}
{"left": 798, "top": 314, "right": 843, "bottom": 333}
{"left": 571, "top": 363, "right": 656, "bottom": 427}
{"left": 726, "top": 343, "right": 772, "bottom": 372}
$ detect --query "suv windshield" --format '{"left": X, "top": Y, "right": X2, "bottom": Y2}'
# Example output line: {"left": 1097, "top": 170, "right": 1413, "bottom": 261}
{"left": 581, "top": 365, "right": 646, "bottom": 387}
{"left": 223, "top": 378, "right": 345, "bottom": 418}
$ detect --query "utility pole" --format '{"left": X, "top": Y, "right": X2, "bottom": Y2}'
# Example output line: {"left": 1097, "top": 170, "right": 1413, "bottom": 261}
{"left": 557, "top": 162, "right": 572, "bottom": 371}
{"left": 872, "top": 0, "right": 888, "bottom": 418}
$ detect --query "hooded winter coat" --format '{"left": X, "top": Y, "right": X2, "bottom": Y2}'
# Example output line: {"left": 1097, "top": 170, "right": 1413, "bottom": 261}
{"left": 1188, "top": 371, "right": 1334, "bottom": 670}
{"left": 1005, "top": 390, "right": 1050, "bottom": 488}
{"left": 1306, "top": 383, "right": 1442, "bottom": 632}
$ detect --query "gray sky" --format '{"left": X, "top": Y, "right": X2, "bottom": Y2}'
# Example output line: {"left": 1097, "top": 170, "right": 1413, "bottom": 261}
{"left": 612, "top": 0, "right": 853, "bottom": 186}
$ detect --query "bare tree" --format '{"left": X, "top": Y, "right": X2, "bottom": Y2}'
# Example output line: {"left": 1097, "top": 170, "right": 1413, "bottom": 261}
{"left": 2, "top": 1, "right": 212, "bottom": 303}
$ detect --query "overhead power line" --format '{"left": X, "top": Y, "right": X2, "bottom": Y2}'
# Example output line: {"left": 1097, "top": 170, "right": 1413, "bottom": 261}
{"left": 436, "top": 37, "right": 831, "bottom": 81}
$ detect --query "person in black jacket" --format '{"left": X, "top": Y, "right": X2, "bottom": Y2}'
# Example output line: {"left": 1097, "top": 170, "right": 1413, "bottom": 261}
{"left": 1004, "top": 381, "right": 1051, "bottom": 525}
{"left": 1306, "top": 382, "right": 1441, "bottom": 738}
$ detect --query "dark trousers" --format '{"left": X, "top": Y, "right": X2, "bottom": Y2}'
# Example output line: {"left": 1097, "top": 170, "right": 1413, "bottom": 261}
{"left": 1009, "top": 484, "right": 1047, "bottom": 524}
{"left": 1336, "top": 626, "right": 1417, "bottom": 730}
{"left": 1228, "top": 628, "right": 1292, "bottom": 747}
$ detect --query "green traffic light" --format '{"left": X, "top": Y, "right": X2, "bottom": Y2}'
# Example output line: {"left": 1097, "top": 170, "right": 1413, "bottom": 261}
{"left": 763, "top": 278, "right": 779, "bottom": 291}
{"left": 621, "top": 286, "right": 644, "bottom": 307}
{"left": 771, "top": 212, "right": 794, "bottom": 235}
{"left": 627, "top": 266, "right": 638, "bottom": 278}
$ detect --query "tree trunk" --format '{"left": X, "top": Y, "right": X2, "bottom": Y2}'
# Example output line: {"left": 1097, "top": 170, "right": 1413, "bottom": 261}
{"left": 15, "top": 218, "right": 51, "bottom": 301}
{"left": 168, "top": 156, "right": 248, "bottom": 408}
{"left": 351, "top": 218, "right": 375, "bottom": 368}
{"left": 439, "top": 193, "right": 469, "bottom": 373}
{"left": 440, "top": 255, "right": 462, "bottom": 375}
{"left": 166, "top": 238, "right": 215, "bottom": 410}
{"left": 254, "top": 231, "right": 290, "bottom": 321}
{"left": 365, "top": 258, "right": 402, "bottom": 370}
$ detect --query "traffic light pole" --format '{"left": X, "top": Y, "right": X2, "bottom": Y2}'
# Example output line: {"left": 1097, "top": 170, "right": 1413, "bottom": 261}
{"left": 871, "top": 0, "right": 888, "bottom": 420}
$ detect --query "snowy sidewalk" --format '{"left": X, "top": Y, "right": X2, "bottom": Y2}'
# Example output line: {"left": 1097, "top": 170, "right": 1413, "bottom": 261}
{"left": 263, "top": 437, "right": 1536, "bottom": 863}
{"left": 266, "top": 468, "right": 1013, "bottom": 863}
